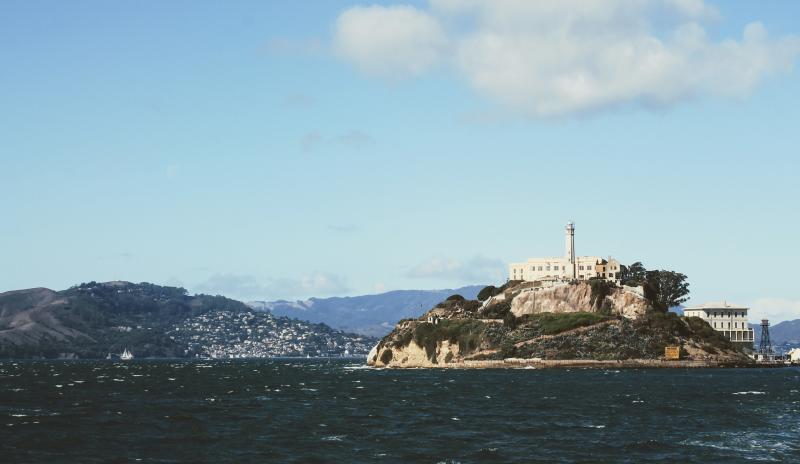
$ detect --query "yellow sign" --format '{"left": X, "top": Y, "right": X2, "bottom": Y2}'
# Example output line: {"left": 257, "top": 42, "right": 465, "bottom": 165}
{"left": 665, "top": 346, "right": 680, "bottom": 360}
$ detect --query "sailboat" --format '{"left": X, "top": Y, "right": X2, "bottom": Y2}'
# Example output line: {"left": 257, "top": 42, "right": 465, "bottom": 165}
{"left": 120, "top": 348, "right": 134, "bottom": 360}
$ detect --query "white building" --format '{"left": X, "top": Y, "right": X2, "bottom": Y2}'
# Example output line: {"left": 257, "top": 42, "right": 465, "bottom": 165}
{"left": 683, "top": 301, "right": 755, "bottom": 347}
{"left": 508, "top": 222, "right": 622, "bottom": 283}
{"left": 787, "top": 348, "right": 800, "bottom": 364}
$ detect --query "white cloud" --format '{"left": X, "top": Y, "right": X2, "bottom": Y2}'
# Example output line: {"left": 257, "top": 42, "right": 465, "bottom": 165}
{"left": 407, "top": 255, "right": 505, "bottom": 284}
{"left": 750, "top": 298, "right": 800, "bottom": 324}
{"left": 333, "top": 0, "right": 800, "bottom": 117}
{"left": 195, "top": 272, "right": 349, "bottom": 301}
{"left": 333, "top": 5, "right": 448, "bottom": 78}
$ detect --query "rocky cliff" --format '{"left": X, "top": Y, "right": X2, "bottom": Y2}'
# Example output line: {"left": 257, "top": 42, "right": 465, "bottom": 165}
{"left": 368, "top": 281, "right": 752, "bottom": 368}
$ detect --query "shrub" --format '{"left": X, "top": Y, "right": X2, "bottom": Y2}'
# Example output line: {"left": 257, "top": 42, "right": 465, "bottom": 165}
{"left": 588, "top": 278, "right": 613, "bottom": 310}
{"left": 461, "top": 300, "right": 482, "bottom": 313}
{"left": 503, "top": 311, "right": 518, "bottom": 329}
{"left": 482, "top": 300, "right": 511, "bottom": 319}
{"left": 446, "top": 294, "right": 465, "bottom": 302}
{"left": 380, "top": 349, "right": 393, "bottom": 365}
{"left": 684, "top": 316, "right": 733, "bottom": 350}
{"left": 598, "top": 299, "right": 614, "bottom": 316}
{"left": 477, "top": 285, "right": 499, "bottom": 301}
{"left": 643, "top": 311, "right": 689, "bottom": 337}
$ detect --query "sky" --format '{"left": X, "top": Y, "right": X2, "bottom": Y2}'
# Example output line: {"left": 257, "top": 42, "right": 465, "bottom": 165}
{"left": 2, "top": 1, "right": 800, "bottom": 322}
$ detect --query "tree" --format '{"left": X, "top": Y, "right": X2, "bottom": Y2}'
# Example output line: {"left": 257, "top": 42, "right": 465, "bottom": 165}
{"left": 645, "top": 270, "right": 690, "bottom": 312}
{"left": 477, "top": 285, "right": 499, "bottom": 302}
{"left": 620, "top": 262, "right": 647, "bottom": 286}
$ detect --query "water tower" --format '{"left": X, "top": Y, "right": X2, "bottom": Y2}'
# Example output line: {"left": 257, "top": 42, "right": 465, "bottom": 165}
{"left": 759, "top": 319, "right": 772, "bottom": 358}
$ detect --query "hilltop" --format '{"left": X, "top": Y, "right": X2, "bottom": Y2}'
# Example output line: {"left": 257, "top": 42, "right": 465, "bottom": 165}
{"left": 368, "top": 280, "right": 753, "bottom": 368}
{"left": 0, "top": 281, "right": 375, "bottom": 359}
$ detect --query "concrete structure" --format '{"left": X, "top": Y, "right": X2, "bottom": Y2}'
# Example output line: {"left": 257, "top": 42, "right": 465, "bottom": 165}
{"left": 787, "top": 348, "right": 800, "bottom": 364}
{"left": 683, "top": 301, "right": 755, "bottom": 347}
{"left": 509, "top": 222, "right": 622, "bottom": 283}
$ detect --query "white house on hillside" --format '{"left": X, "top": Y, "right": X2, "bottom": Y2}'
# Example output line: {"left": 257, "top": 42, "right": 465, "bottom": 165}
{"left": 683, "top": 301, "right": 755, "bottom": 347}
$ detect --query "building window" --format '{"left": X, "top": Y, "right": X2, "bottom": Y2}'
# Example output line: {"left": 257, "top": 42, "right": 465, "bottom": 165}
{"left": 538, "top": 266, "right": 543, "bottom": 271}
{"left": 546, "top": 266, "right": 551, "bottom": 271}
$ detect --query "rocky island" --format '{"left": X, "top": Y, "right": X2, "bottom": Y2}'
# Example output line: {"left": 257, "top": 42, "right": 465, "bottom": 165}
{"left": 367, "top": 279, "right": 753, "bottom": 368}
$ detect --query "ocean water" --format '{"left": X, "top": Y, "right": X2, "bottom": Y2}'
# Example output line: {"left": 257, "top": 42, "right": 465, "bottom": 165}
{"left": 1, "top": 360, "right": 799, "bottom": 463}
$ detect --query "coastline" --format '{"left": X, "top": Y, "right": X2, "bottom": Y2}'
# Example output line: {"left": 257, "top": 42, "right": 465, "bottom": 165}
{"left": 376, "top": 358, "right": 784, "bottom": 369}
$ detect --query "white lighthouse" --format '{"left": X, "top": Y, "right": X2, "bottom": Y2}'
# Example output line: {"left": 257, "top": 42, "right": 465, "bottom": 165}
{"left": 565, "top": 221, "right": 576, "bottom": 279}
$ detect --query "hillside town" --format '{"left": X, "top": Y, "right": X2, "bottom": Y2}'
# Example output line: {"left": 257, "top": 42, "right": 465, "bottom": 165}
{"left": 169, "top": 310, "right": 375, "bottom": 359}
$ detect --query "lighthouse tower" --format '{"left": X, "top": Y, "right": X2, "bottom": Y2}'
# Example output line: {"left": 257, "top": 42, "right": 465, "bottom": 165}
{"left": 565, "top": 222, "right": 576, "bottom": 279}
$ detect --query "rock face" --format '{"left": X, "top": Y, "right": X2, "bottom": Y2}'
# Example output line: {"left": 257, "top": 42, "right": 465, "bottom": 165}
{"left": 373, "top": 339, "right": 461, "bottom": 368}
{"left": 368, "top": 281, "right": 753, "bottom": 368}
{"left": 509, "top": 284, "right": 649, "bottom": 319}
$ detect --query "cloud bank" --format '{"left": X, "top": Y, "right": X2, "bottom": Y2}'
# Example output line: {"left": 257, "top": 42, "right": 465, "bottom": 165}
{"left": 333, "top": 0, "right": 800, "bottom": 117}
{"left": 750, "top": 298, "right": 800, "bottom": 324}
{"left": 195, "top": 272, "right": 349, "bottom": 301}
{"left": 407, "top": 255, "right": 505, "bottom": 284}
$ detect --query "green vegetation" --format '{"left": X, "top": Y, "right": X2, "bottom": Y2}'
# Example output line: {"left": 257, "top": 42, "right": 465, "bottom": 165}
{"left": 684, "top": 316, "right": 734, "bottom": 350}
{"left": 620, "top": 262, "right": 690, "bottom": 313}
{"left": 645, "top": 270, "right": 690, "bottom": 312}
{"left": 0, "top": 281, "right": 252, "bottom": 359}
{"left": 406, "top": 319, "right": 490, "bottom": 362}
{"left": 588, "top": 278, "right": 613, "bottom": 310}
{"left": 482, "top": 300, "right": 511, "bottom": 319}
{"left": 519, "top": 312, "right": 611, "bottom": 335}
{"left": 477, "top": 285, "right": 500, "bottom": 301}
{"left": 620, "top": 262, "right": 647, "bottom": 286}
{"left": 446, "top": 294, "right": 465, "bottom": 302}
{"left": 380, "top": 348, "right": 393, "bottom": 364}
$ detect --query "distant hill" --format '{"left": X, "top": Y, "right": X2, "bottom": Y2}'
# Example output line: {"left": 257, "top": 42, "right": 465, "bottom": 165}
{"left": 248, "top": 285, "right": 484, "bottom": 337}
{"left": 0, "top": 281, "right": 373, "bottom": 359}
{"left": 751, "top": 319, "right": 800, "bottom": 346}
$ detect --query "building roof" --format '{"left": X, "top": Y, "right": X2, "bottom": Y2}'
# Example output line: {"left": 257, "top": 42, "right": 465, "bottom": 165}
{"left": 683, "top": 301, "right": 749, "bottom": 311}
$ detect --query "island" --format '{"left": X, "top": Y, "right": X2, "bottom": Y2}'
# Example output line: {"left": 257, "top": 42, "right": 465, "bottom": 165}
{"left": 367, "top": 279, "right": 754, "bottom": 368}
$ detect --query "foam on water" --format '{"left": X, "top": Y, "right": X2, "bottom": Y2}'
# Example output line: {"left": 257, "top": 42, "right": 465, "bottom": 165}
{"left": 1, "top": 360, "right": 798, "bottom": 463}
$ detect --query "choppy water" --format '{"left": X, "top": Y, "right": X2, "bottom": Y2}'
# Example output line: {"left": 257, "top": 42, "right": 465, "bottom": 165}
{"left": 1, "top": 360, "right": 799, "bottom": 463}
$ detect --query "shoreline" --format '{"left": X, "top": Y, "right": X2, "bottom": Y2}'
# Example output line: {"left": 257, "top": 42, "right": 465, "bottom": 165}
{"left": 378, "top": 358, "right": 788, "bottom": 369}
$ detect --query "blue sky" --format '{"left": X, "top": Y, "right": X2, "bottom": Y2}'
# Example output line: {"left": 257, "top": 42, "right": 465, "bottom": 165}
{"left": 2, "top": 1, "right": 800, "bottom": 321}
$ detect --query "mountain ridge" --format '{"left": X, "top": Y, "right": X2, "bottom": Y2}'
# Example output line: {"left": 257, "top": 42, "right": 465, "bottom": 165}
{"left": 248, "top": 285, "right": 483, "bottom": 337}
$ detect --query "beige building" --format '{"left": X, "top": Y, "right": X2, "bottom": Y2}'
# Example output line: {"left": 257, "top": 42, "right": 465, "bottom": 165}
{"left": 509, "top": 222, "right": 622, "bottom": 283}
{"left": 683, "top": 301, "right": 754, "bottom": 347}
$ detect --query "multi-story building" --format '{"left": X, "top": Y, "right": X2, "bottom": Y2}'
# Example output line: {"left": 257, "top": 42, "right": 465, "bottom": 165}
{"left": 508, "top": 222, "right": 622, "bottom": 283}
{"left": 683, "top": 301, "right": 755, "bottom": 347}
